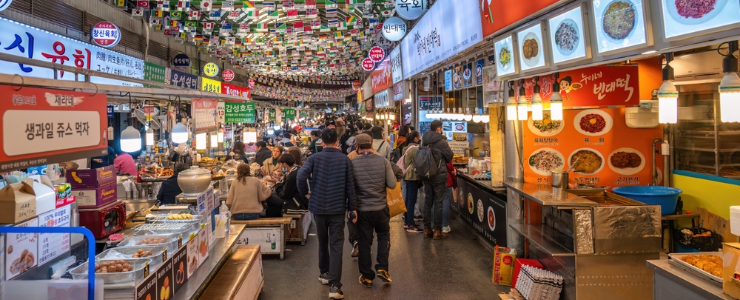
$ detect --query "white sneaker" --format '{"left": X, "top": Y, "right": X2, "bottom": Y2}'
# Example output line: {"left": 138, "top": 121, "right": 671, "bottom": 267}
{"left": 442, "top": 226, "right": 451, "bottom": 233}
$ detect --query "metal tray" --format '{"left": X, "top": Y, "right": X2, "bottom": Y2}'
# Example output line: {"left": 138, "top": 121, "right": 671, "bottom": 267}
{"left": 117, "top": 234, "right": 180, "bottom": 251}
{"left": 70, "top": 258, "right": 151, "bottom": 285}
{"left": 98, "top": 245, "right": 166, "bottom": 268}
{"left": 145, "top": 213, "right": 202, "bottom": 224}
{"left": 132, "top": 222, "right": 200, "bottom": 235}
{"left": 668, "top": 252, "right": 723, "bottom": 286}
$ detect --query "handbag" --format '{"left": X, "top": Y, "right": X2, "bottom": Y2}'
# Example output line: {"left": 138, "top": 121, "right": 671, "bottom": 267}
{"left": 386, "top": 181, "right": 407, "bottom": 218}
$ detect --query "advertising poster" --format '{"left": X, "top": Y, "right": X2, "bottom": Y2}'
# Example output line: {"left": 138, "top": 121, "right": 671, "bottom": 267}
{"left": 191, "top": 98, "right": 218, "bottom": 131}
{"left": 225, "top": 102, "right": 255, "bottom": 124}
{"left": 444, "top": 70, "right": 453, "bottom": 92}
{"left": 6, "top": 218, "right": 39, "bottom": 280}
{"left": 401, "top": 99, "right": 413, "bottom": 125}
{"left": 494, "top": 35, "right": 517, "bottom": 77}
{"left": 37, "top": 205, "right": 71, "bottom": 266}
{"left": 475, "top": 59, "right": 485, "bottom": 86}
{"left": 483, "top": 66, "right": 499, "bottom": 92}
{"left": 660, "top": 0, "right": 740, "bottom": 39}
{"left": 453, "top": 64, "right": 462, "bottom": 90}
{"left": 156, "top": 256, "right": 174, "bottom": 300}
{"left": 135, "top": 267, "right": 157, "bottom": 300}
{"left": 371, "top": 56, "right": 393, "bottom": 94}
{"left": 452, "top": 180, "right": 507, "bottom": 247}
{"left": 171, "top": 246, "right": 188, "bottom": 295}
{"left": 0, "top": 86, "right": 108, "bottom": 173}
{"left": 592, "top": 0, "right": 647, "bottom": 53}
{"left": 548, "top": 6, "right": 588, "bottom": 64}
{"left": 517, "top": 23, "right": 547, "bottom": 71}
{"left": 463, "top": 62, "right": 473, "bottom": 88}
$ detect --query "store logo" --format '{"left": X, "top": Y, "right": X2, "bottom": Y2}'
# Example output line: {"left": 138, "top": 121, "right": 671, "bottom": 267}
{"left": 91, "top": 22, "right": 122, "bottom": 48}
{"left": 0, "top": 0, "right": 13, "bottom": 12}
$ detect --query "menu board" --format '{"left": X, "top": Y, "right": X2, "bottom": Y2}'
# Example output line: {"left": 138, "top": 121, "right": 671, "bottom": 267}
{"left": 444, "top": 70, "right": 453, "bottom": 92}
{"left": 6, "top": 218, "right": 39, "bottom": 280}
{"left": 660, "top": 0, "right": 740, "bottom": 39}
{"left": 186, "top": 232, "right": 199, "bottom": 279}
{"left": 136, "top": 266, "right": 157, "bottom": 300}
{"left": 517, "top": 23, "right": 547, "bottom": 71}
{"left": 452, "top": 179, "right": 507, "bottom": 247}
{"left": 592, "top": 0, "right": 648, "bottom": 53}
{"left": 37, "top": 206, "right": 71, "bottom": 266}
{"left": 463, "top": 62, "right": 474, "bottom": 88}
{"left": 171, "top": 246, "right": 188, "bottom": 295}
{"left": 197, "top": 226, "right": 209, "bottom": 263}
{"left": 156, "top": 256, "right": 174, "bottom": 300}
{"left": 475, "top": 59, "right": 485, "bottom": 86}
{"left": 523, "top": 108, "right": 662, "bottom": 188}
{"left": 548, "top": 5, "right": 589, "bottom": 64}
{"left": 494, "top": 35, "right": 517, "bottom": 77}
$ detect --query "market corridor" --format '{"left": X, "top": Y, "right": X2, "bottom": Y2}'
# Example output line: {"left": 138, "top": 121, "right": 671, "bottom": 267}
{"left": 258, "top": 215, "right": 508, "bottom": 299}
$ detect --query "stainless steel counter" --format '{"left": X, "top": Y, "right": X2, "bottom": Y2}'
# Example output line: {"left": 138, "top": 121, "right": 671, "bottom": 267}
{"left": 457, "top": 173, "right": 506, "bottom": 193}
{"left": 503, "top": 181, "right": 597, "bottom": 207}
{"left": 172, "top": 224, "right": 246, "bottom": 300}
{"left": 647, "top": 259, "right": 735, "bottom": 300}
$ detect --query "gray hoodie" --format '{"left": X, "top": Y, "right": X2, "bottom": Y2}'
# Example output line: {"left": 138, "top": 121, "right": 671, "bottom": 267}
{"left": 351, "top": 153, "right": 397, "bottom": 211}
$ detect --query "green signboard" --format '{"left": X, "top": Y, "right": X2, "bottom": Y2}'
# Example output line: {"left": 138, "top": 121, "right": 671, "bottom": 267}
{"left": 268, "top": 109, "right": 276, "bottom": 121}
{"left": 225, "top": 102, "right": 255, "bottom": 124}
{"left": 144, "top": 62, "right": 166, "bottom": 88}
{"left": 299, "top": 110, "right": 308, "bottom": 118}
{"left": 282, "top": 108, "right": 296, "bottom": 119}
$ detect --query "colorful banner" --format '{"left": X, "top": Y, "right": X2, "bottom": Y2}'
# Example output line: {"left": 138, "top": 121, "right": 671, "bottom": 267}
{"left": 201, "top": 77, "right": 222, "bottom": 94}
{"left": 0, "top": 86, "right": 108, "bottom": 172}
{"left": 371, "top": 56, "right": 393, "bottom": 94}
{"left": 225, "top": 102, "right": 255, "bottom": 124}
{"left": 479, "top": 0, "right": 560, "bottom": 38}
{"left": 221, "top": 83, "right": 250, "bottom": 99}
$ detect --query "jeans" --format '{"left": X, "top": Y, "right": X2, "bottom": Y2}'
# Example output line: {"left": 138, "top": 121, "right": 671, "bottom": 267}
{"left": 423, "top": 181, "right": 446, "bottom": 230}
{"left": 403, "top": 180, "right": 421, "bottom": 226}
{"left": 232, "top": 213, "right": 260, "bottom": 220}
{"left": 433, "top": 187, "right": 452, "bottom": 228}
{"left": 314, "top": 213, "right": 346, "bottom": 288}
{"left": 357, "top": 208, "right": 391, "bottom": 279}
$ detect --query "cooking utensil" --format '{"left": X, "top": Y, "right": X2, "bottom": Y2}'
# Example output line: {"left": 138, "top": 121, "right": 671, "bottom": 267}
{"left": 551, "top": 157, "right": 580, "bottom": 188}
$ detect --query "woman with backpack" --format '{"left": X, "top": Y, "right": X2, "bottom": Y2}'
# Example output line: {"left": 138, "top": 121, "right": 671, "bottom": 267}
{"left": 401, "top": 131, "right": 423, "bottom": 232}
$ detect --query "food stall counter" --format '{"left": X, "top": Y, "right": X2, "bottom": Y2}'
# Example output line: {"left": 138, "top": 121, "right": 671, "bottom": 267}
{"left": 504, "top": 181, "right": 597, "bottom": 207}
{"left": 172, "top": 224, "right": 245, "bottom": 300}
{"left": 647, "top": 259, "right": 734, "bottom": 300}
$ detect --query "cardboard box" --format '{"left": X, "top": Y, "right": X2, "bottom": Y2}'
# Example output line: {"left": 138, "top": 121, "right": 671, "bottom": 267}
{"left": 66, "top": 166, "right": 116, "bottom": 189}
{"left": 71, "top": 184, "right": 117, "bottom": 208}
{"left": 723, "top": 243, "right": 740, "bottom": 299}
{"left": 25, "top": 179, "right": 56, "bottom": 216}
{"left": 0, "top": 181, "right": 36, "bottom": 224}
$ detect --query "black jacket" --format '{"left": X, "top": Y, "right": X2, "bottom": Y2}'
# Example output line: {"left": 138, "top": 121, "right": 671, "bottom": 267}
{"left": 275, "top": 168, "right": 308, "bottom": 210}
{"left": 297, "top": 148, "right": 358, "bottom": 215}
{"left": 421, "top": 131, "right": 454, "bottom": 183}
{"left": 255, "top": 147, "right": 272, "bottom": 166}
{"left": 157, "top": 174, "right": 182, "bottom": 205}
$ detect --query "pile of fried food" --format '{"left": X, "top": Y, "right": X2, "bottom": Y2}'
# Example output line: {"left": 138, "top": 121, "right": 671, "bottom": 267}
{"left": 132, "top": 249, "right": 156, "bottom": 258}
{"left": 678, "top": 254, "right": 723, "bottom": 278}
{"left": 141, "top": 164, "right": 174, "bottom": 179}
{"left": 166, "top": 213, "right": 194, "bottom": 220}
{"left": 137, "top": 237, "right": 168, "bottom": 245}
{"left": 95, "top": 260, "right": 134, "bottom": 273}
{"left": 452, "top": 154, "right": 467, "bottom": 164}
{"left": 199, "top": 157, "right": 217, "bottom": 164}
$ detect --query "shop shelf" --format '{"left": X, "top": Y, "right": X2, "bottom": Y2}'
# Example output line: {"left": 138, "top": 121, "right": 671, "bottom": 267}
{"left": 510, "top": 223, "right": 575, "bottom": 257}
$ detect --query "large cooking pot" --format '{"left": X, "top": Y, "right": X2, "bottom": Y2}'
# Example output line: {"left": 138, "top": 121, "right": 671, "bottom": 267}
{"left": 177, "top": 166, "right": 211, "bottom": 196}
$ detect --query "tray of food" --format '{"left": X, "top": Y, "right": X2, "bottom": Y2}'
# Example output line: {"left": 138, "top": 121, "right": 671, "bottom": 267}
{"left": 98, "top": 246, "right": 165, "bottom": 268}
{"left": 117, "top": 234, "right": 180, "bottom": 250}
{"left": 145, "top": 212, "right": 200, "bottom": 224}
{"left": 668, "top": 252, "right": 723, "bottom": 285}
{"left": 132, "top": 222, "right": 200, "bottom": 235}
{"left": 70, "top": 258, "right": 151, "bottom": 285}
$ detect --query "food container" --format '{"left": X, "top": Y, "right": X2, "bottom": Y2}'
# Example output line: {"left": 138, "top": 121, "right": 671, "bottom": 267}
{"left": 66, "top": 166, "right": 116, "bottom": 189}
{"left": 70, "top": 258, "right": 151, "bottom": 285}
{"left": 551, "top": 170, "right": 569, "bottom": 189}
{"left": 71, "top": 184, "right": 117, "bottom": 208}
{"left": 611, "top": 186, "right": 682, "bottom": 214}
{"left": 98, "top": 245, "right": 165, "bottom": 268}
{"left": 117, "top": 234, "right": 180, "bottom": 251}
{"left": 177, "top": 166, "right": 211, "bottom": 196}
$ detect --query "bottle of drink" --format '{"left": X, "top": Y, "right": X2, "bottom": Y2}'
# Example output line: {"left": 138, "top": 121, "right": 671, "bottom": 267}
{"left": 271, "top": 233, "right": 276, "bottom": 250}
{"left": 219, "top": 200, "right": 230, "bottom": 235}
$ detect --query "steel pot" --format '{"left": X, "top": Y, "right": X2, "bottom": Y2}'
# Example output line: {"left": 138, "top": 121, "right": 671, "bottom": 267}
{"left": 177, "top": 166, "right": 211, "bottom": 196}
{"left": 551, "top": 170, "right": 569, "bottom": 189}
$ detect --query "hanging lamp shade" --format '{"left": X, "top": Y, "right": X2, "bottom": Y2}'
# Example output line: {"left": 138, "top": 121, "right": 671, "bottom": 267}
{"left": 171, "top": 122, "right": 189, "bottom": 144}
{"left": 719, "top": 72, "right": 740, "bottom": 123}
{"left": 121, "top": 126, "right": 142, "bottom": 153}
{"left": 658, "top": 80, "right": 679, "bottom": 124}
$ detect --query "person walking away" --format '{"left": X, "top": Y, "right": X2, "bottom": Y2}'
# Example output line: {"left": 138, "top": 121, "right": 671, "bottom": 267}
{"left": 370, "top": 126, "right": 392, "bottom": 160}
{"left": 401, "top": 131, "right": 423, "bottom": 232}
{"left": 156, "top": 164, "right": 187, "bottom": 205}
{"left": 227, "top": 164, "right": 273, "bottom": 220}
{"left": 254, "top": 141, "right": 272, "bottom": 166}
{"left": 350, "top": 134, "right": 396, "bottom": 287}
{"left": 261, "top": 145, "right": 284, "bottom": 176}
{"left": 394, "top": 125, "right": 409, "bottom": 149}
{"left": 297, "top": 129, "right": 358, "bottom": 299}
{"left": 419, "top": 120, "right": 454, "bottom": 239}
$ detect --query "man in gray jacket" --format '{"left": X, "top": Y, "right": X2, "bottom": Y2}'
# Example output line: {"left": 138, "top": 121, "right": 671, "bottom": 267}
{"left": 350, "top": 134, "right": 397, "bottom": 288}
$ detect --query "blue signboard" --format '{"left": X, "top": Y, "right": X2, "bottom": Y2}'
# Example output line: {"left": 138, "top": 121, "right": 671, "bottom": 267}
{"left": 107, "top": 105, "right": 114, "bottom": 118}
{"left": 168, "top": 69, "right": 198, "bottom": 90}
{"left": 444, "top": 70, "right": 452, "bottom": 92}
{"left": 173, "top": 53, "right": 191, "bottom": 68}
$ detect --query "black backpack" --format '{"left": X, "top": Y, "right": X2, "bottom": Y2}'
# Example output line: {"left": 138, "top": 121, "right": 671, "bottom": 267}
{"left": 390, "top": 146, "right": 404, "bottom": 163}
{"left": 414, "top": 145, "right": 442, "bottom": 182}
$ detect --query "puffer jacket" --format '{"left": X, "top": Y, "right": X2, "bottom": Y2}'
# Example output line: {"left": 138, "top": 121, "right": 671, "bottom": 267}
{"left": 297, "top": 147, "right": 358, "bottom": 215}
{"left": 402, "top": 143, "right": 420, "bottom": 181}
{"left": 421, "top": 131, "right": 454, "bottom": 183}
{"left": 351, "top": 153, "right": 396, "bottom": 211}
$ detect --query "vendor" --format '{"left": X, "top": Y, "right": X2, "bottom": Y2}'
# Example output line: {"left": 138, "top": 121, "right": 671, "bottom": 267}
{"left": 157, "top": 164, "right": 187, "bottom": 205}
{"left": 262, "top": 145, "right": 284, "bottom": 176}
{"left": 254, "top": 141, "right": 272, "bottom": 166}
{"left": 114, "top": 148, "right": 138, "bottom": 178}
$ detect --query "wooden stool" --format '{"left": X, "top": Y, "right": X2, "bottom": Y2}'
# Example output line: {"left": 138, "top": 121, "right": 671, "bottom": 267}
{"left": 284, "top": 212, "right": 312, "bottom": 246}
{"left": 201, "top": 245, "right": 263, "bottom": 300}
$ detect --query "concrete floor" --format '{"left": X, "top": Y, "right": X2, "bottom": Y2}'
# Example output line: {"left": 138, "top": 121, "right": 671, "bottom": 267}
{"left": 258, "top": 214, "right": 509, "bottom": 300}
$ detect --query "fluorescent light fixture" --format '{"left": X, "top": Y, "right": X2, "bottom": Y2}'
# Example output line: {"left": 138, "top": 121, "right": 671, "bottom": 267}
{"left": 531, "top": 92, "right": 544, "bottom": 121}
{"left": 195, "top": 133, "right": 207, "bottom": 150}
{"left": 210, "top": 133, "right": 218, "bottom": 148}
{"left": 120, "top": 126, "right": 141, "bottom": 153}
{"left": 550, "top": 92, "right": 563, "bottom": 121}
{"left": 217, "top": 127, "right": 224, "bottom": 142}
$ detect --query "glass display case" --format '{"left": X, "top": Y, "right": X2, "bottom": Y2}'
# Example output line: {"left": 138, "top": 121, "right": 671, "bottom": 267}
{"left": 675, "top": 83, "right": 740, "bottom": 179}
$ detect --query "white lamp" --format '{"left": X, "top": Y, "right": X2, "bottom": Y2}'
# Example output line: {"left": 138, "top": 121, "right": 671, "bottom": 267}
{"left": 463, "top": 108, "right": 474, "bottom": 121}
{"left": 720, "top": 72, "right": 740, "bottom": 123}
{"left": 550, "top": 80, "right": 564, "bottom": 121}
{"left": 195, "top": 133, "right": 207, "bottom": 150}
{"left": 120, "top": 125, "right": 142, "bottom": 152}
{"left": 506, "top": 83, "right": 518, "bottom": 121}
{"left": 531, "top": 93, "right": 544, "bottom": 121}
{"left": 472, "top": 110, "right": 482, "bottom": 123}
{"left": 217, "top": 127, "right": 224, "bottom": 142}
{"left": 171, "top": 122, "right": 189, "bottom": 144}
{"left": 517, "top": 86, "right": 529, "bottom": 121}
{"left": 210, "top": 133, "right": 218, "bottom": 148}
{"left": 658, "top": 80, "right": 678, "bottom": 124}
{"left": 145, "top": 127, "right": 154, "bottom": 146}
{"left": 481, "top": 108, "right": 490, "bottom": 123}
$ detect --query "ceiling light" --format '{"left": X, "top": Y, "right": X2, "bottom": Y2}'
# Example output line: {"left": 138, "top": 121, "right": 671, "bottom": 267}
{"left": 719, "top": 41, "right": 740, "bottom": 123}
{"left": 120, "top": 126, "right": 141, "bottom": 153}
{"left": 145, "top": 127, "right": 154, "bottom": 146}
{"left": 171, "top": 122, "right": 189, "bottom": 144}
{"left": 531, "top": 77, "right": 544, "bottom": 121}
{"left": 463, "top": 108, "right": 474, "bottom": 121}
{"left": 517, "top": 80, "right": 528, "bottom": 121}
{"left": 506, "top": 82, "right": 517, "bottom": 121}
{"left": 217, "top": 127, "right": 224, "bottom": 142}
{"left": 658, "top": 53, "right": 678, "bottom": 124}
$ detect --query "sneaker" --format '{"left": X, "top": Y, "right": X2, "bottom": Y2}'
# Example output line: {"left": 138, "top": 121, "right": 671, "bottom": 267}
{"left": 351, "top": 241, "right": 359, "bottom": 257}
{"left": 414, "top": 215, "right": 423, "bottom": 220}
{"left": 406, "top": 225, "right": 423, "bottom": 233}
{"left": 376, "top": 270, "right": 392, "bottom": 283}
{"left": 433, "top": 229, "right": 448, "bottom": 240}
{"left": 442, "top": 226, "right": 451, "bottom": 233}
{"left": 358, "top": 275, "right": 373, "bottom": 288}
{"left": 329, "top": 285, "right": 344, "bottom": 299}
{"left": 423, "top": 228, "right": 434, "bottom": 238}
{"left": 319, "top": 272, "right": 330, "bottom": 285}
{"left": 403, "top": 224, "right": 411, "bottom": 229}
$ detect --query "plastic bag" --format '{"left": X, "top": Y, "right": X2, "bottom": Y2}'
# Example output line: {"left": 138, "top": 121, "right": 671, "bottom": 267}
{"left": 493, "top": 245, "right": 516, "bottom": 286}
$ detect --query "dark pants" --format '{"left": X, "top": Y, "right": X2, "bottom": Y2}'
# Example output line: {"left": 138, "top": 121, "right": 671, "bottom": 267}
{"left": 314, "top": 213, "right": 346, "bottom": 288}
{"left": 423, "top": 181, "right": 446, "bottom": 230}
{"left": 357, "top": 208, "right": 391, "bottom": 279}
{"left": 232, "top": 213, "right": 260, "bottom": 220}
{"left": 265, "top": 195, "right": 285, "bottom": 218}
{"left": 403, "top": 180, "right": 421, "bottom": 226}
{"left": 347, "top": 217, "right": 358, "bottom": 245}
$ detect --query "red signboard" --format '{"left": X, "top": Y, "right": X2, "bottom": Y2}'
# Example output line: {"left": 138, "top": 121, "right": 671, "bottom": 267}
{"left": 480, "top": 0, "right": 561, "bottom": 38}
{"left": 0, "top": 86, "right": 108, "bottom": 172}
{"left": 221, "top": 83, "right": 250, "bottom": 100}
{"left": 514, "top": 65, "right": 640, "bottom": 109}
{"left": 362, "top": 58, "right": 375, "bottom": 71}
{"left": 372, "top": 56, "right": 393, "bottom": 94}
{"left": 368, "top": 46, "right": 385, "bottom": 62}
{"left": 352, "top": 80, "right": 362, "bottom": 91}
{"left": 248, "top": 78, "right": 255, "bottom": 88}
{"left": 222, "top": 69, "right": 235, "bottom": 82}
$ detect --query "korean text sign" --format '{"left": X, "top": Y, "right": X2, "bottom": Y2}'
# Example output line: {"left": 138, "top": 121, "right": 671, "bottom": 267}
{"left": 0, "top": 86, "right": 107, "bottom": 172}
{"left": 0, "top": 17, "right": 144, "bottom": 85}
{"left": 371, "top": 56, "right": 393, "bottom": 94}
{"left": 224, "top": 102, "right": 255, "bottom": 124}
{"left": 167, "top": 69, "right": 198, "bottom": 90}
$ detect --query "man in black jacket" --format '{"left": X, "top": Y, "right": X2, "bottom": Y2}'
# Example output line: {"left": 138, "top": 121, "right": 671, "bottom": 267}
{"left": 421, "top": 120, "right": 454, "bottom": 240}
{"left": 275, "top": 154, "right": 308, "bottom": 211}
{"left": 297, "top": 129, "right": 357, "bottom": 300}
{"left": 156, "top": 164, "right": 187, "bottom": 205}
{"left": 254, "top": 141, "right": 272, "bottom": 166}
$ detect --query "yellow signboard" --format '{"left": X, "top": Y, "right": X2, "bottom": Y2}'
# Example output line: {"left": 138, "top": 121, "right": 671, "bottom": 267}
{"left": 201, "top": 77, "right": 221, "bottom": 94}
{"left": 203, "top": 62, "right": 219, "bottom": 77}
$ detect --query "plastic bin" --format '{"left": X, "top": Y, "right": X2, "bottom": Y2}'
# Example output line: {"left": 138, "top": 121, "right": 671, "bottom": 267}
{"left": 611, "top": 186, "right": 683, "bottom": 215}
